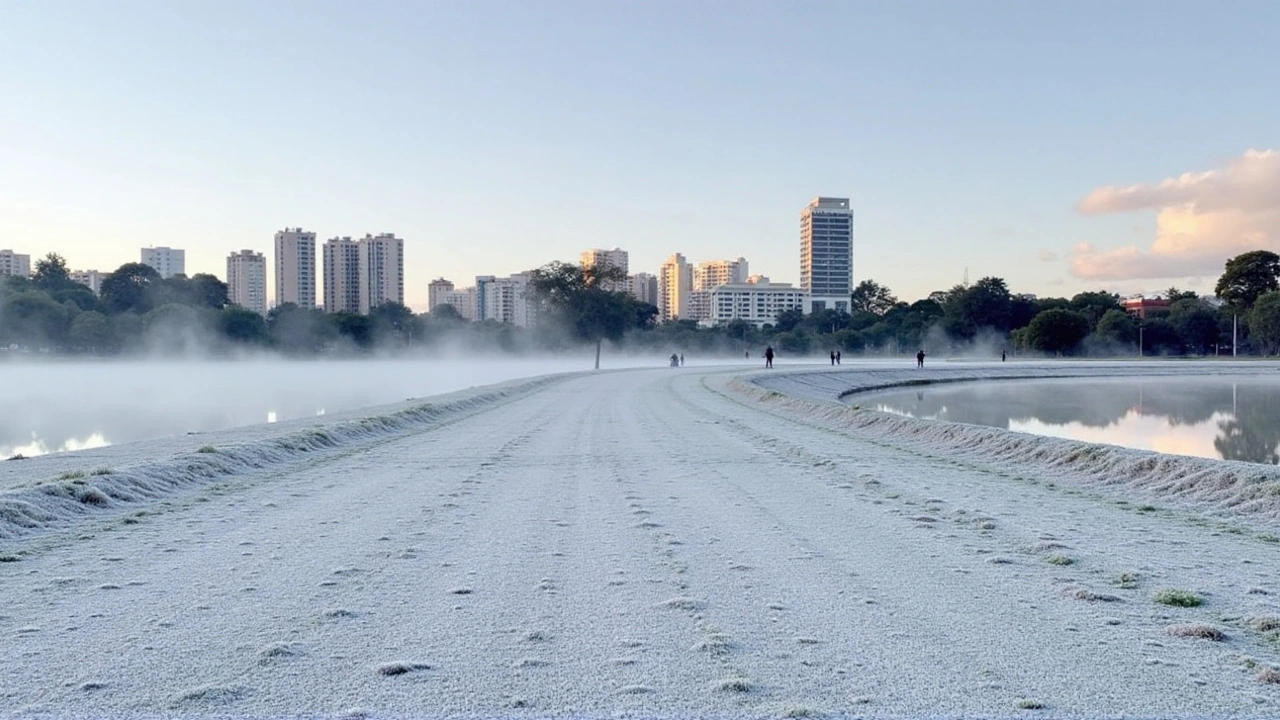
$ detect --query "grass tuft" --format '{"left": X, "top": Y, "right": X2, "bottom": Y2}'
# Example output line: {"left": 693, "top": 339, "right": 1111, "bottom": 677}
{"left": 196, "top": 445, "right": 217, "bottom": 454}
{"left": 1045, "top": 554, "right": 1074, "bottom": 566}
{"left": 1166, "top": 623, "right": 1225, "bottom": 641}
{"left": 377, "top": 661, "right": 429, "bottom": 676}
{"left": 7, "top": 453, "right": 27, "bottom": 461}
{"left": 1152, "top": 588, "right": 1202, "bottom": 607}
{"left": 715, "top": 677, "right": 751, "bottom": 693}
{"left": 1248, "top": 616, "right": 1280, "bottom": 632}
{"left": 90, "top": 468, "right": 113, "bottom": 476}
{"left": 1258, "top": 667, "right": 1280, "bottom": 684}
{"left": 1112, "top": 572, "right": 1141, "bottom": 589}
{"left": 1015, "top": 699, "right": 1046, "bottom": 710}
{"left": 58, "top": 470, "right": 86, "bottom": 480}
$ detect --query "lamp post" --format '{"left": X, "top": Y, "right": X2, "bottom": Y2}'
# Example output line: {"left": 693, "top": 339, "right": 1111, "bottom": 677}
{"left": 1139, "top": 326, "right": 1144, "bottom": 357}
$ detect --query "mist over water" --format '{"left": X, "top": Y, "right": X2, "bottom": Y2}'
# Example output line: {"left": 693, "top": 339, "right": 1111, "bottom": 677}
{"left": 0, "top": 355, "right": 632, "bottom": 457}
{"left": 859, "top": 376, "right": 1280, "bottom": 464}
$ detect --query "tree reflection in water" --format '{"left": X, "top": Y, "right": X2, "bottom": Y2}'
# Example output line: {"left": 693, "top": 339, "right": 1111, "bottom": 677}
{"left": 861, "top": 377, "right": 1280, "bottom": 465}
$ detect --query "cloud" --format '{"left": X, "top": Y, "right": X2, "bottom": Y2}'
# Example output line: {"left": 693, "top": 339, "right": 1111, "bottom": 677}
{"left": 1038, "top": 250, "right": 1058, "bottom": 262}
{"left": 1071, "top": 149, "right": 1280, "bottom": 281}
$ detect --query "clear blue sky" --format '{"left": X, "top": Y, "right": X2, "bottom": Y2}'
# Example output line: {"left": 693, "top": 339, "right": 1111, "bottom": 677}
{"left": 2, "top": 0, "right": 1277, "bottom": 308}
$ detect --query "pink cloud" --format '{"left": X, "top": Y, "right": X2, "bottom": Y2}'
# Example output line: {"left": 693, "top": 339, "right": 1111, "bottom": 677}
{"left": 1072, "top": 150, "right": 1280, "bottom": 281}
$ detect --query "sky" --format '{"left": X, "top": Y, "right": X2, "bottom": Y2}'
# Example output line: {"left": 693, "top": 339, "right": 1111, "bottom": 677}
{"left": 1, "top": 0, "right": 1277, "bottom": 310}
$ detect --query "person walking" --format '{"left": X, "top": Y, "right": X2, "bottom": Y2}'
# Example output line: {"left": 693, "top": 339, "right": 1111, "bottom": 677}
{"left": 916, "top": 349, "right": 926, "bottom": 368}
{"left": 830, "top": 350, "right": 836, "bottom": 366}
{"left": 679, "top": 353, "right": 685, "bottom": 366}
{"left": 1001, "top": 349, "right": 1007, "bottom": 362}
{"left": 764, "top": 345, "right": 775, "bottom": 369}
{"left": 835, "top": 350, "right": 841, "bottom": 365}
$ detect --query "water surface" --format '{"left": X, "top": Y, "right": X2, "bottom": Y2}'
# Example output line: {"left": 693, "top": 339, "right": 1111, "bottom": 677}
{"left": 856, "top": 376, "right": 1280, "bottom": 464}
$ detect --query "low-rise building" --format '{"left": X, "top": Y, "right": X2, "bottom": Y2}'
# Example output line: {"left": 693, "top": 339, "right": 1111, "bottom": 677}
{"left": 706, "top": 281, "right": 808, "bottom": 328}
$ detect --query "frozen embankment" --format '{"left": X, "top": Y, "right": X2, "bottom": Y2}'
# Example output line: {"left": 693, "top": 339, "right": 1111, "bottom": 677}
{"left": 747, "top": 361, "right": 1280, "bottom": 525}
{"left": 4, "top": 362, "right": 1280, "bottom": 719}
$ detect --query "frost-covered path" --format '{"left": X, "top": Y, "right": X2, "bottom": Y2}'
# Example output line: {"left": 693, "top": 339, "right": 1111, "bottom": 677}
{"left": 4, "top": 364, "right": 1280, "bottom": 719}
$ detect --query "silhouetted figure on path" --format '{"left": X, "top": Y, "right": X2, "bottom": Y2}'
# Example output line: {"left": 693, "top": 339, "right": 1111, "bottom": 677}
{"left": 836, "top": 350, "right": 841, "bottom": 365}
{"left": 679, "top": 353, "right": 684, "bottom": 366}
{"left": 830, "top": 350, "right": 836, "bottom": 366}
{"left": 670, "top": 353, "right": 679, "bottom": 367}
{"left": 764, "top": 345, "right": 775, "bottom": 369}
{"left": 916, "top": 349, "right": 926, "bottom": 368}
{"left": 1001, "top": 349, "right": 1007, "bottom": 362}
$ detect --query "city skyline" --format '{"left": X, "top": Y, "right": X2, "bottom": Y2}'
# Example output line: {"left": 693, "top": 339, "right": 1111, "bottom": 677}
{"left": 2, "top": 2, "right": 1277, "bottom": 307}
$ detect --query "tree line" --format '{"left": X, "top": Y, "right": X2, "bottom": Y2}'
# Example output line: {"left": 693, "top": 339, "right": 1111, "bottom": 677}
{"left": 3, "top": 250, "right": 1280, "bottom": 359}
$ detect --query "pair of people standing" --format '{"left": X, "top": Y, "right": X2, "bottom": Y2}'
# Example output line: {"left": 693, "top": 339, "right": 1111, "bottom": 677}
{"left": 829, "top": 350, "right": 842, "bottom": 365}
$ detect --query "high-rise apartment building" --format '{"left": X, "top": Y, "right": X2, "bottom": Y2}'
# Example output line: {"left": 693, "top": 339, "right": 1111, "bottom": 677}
{"left": 580, "top": 247, "right": 629, "bottom": 291}
{"left": 628, "top": 272, "right": 658, "bottom": 306}
{"left": 323, "top": 237, "right": 360, "bottom": 314}
{"left": 658, "top": 253, "right": 693, "bottom": 321}
{"left": 357, "top": 233, "right": 404, "bottom": 314}
{"left": 694, "top": 257, "right": 750, "bottom": 291}
{"left": 441, "top": 286, "right": 477, "bottom": 321}
{"left": 70, "top": 270, "right": 106, "bottom": 295}
{"left": 274, "top": 228, "right": 317, "bottom": 309}
{"left": 800, "top": 197, "right": 853, "bottom": 313}
{"left": 0, "top": 249, "right": 31, "bottom": 278}
{"left": 476, "top": 273, "right": 535, "bottom": 327}
{"left": 140, "top": 246, "right": 185, "bottom": 279}
{"left": 428, "top": 278, "right": 455, "bottom": 311}
{"left": 226, "top": 250, "right": 268, "bottom": 315}
{"left": 709, "top": 280, "right": 807, "bottom": 328}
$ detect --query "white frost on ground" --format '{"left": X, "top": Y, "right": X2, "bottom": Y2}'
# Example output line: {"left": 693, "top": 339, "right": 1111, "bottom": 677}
{"left": 3, "top": 359, "right": 1280, "bottom": 719}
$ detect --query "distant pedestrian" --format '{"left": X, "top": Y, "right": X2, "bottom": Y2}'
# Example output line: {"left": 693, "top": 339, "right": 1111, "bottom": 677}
{"left": 835, "top": 350, "right": 841, "bottom": 365}
{"left": 745, "top": 350, "right": 750, "bottom": 359}
{"left": 916, "top": 349, "right": 925, "bottom": 368}
{"left": 1001, "top": 349, "right": 1007, "bottom": 362}
{"left": 764, "top": 345, "right": 775, "bottom": 369}
{"left": 670, "top": 353, "right": 679, "bottom": 367}
{"left": 679, "top": 353, "right": 684, "bottom": 367}
{"left": 830, "top": 350, "right": 836, "bottom": 366}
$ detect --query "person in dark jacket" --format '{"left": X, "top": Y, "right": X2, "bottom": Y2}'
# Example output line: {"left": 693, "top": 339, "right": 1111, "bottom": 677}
{"left": 916, "top": 349, "right": 926, "bottom": 368}
{"left": 764, "top": 345, "right": 775, "bottom": 368}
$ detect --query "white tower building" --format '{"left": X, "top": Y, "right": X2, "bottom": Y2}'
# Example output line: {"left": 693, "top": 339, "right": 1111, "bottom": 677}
{"left": 140, "top": 246, "right": 185, "bottom": 279}
{"left": 226, "top": 250, "right": 267, "bottom": 315}
{"left": 800, "top": 197, "right": 853, "bottom": 313}
{"left": 274, "top": 228, "right": 316, "bottom": 309}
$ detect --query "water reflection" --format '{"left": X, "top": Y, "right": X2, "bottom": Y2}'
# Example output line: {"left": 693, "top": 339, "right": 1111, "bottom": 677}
{"left": 856, "top": 377, "right": 1280, "bottom": 464}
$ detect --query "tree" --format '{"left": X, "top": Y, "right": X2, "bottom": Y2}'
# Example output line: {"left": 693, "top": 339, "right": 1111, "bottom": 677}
{"left": 1068, "top": 291, "right": 1123, "bottom": 327}
{"left": 1215, "top": 250, "right": 1280, "bottom": 310}
{"left": 1025, "top": 308, "right": 1090, "bottom": 355}
{"left": 528, "top": 260, "right": 637, "bottom": 369}
{"left": 850, "top": 280, "right": 898, "bottom": 316}
{"left": 0, "top": 290, "right": 71, "bottom": 349}
{"left": 1094, "top": 308, "right": 1138, "bottom": 347}
{"left": 943, "top": 277, "right": 1012, "bottom": 340}
{"left": 31, "top": 253, "right": 72, "bottom": 293}
{"left": 100, "top": 262, "right": 161, "bottom": 314}
{"left": 68, "top": 311, "right": 112, "bottom": 353}
{"left": 773, "top": 308, "right": 805, "bottom": 333}
{"left": 1168, "top": 298, "right": 1221, "bottom": 355}
{"left": 369, "top": 301, "right": 416, "bottom": 346}
{"left": 1250, "top": 291, "right": 1280, "bottom": 356}
{"left": 267, "top": 303, "right": 335, "bottom": 353}
{"left": 219, "top": 307, "right": 269, "bottom": 345}
{"left": 1165, "top": 287, "right": 1199, "bottom": 302}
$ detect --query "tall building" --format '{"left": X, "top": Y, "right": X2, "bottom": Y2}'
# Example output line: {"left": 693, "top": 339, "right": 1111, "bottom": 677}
{"left": 428, "top": 278, "right": 455, "bottom": 311}
{"left": 628, "top": 272, "right": 658, "bottom": 306}
{"left": 694, "top": 257, "right": 749, "bottom": 291}
{"left": 441, "top": 286, "right": 477, "bottom": 321}
{"left": 0, "top": 250, "right": 31, "bottom": 278}
{"left": 226, "top": 250, "right": 267, "bottom": 315}
{"left": 274, "top": 228, "right": 317, "bottom": 309}
{"left": 357, "top": 233, "right": 404, "bottom": 313}
{"left": 580, "top": 247, "right": 629, "bottom": 290}
{"left": 658, "top": 253, "right": 693, "bottom": 321}
{"left": 323, "top": 237, "right": 360, "bottom": 314}
{"left": 140, "top": 246, "right": 185, "bottom": 279}
{"left": 476, "top": 273, "right": 535, "bottom": 327}
{"left": 800, "top": 196, "right": 853, "bottom": 313}
{"left": 70, "top": 269, "right": 106, "bottom": 295}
